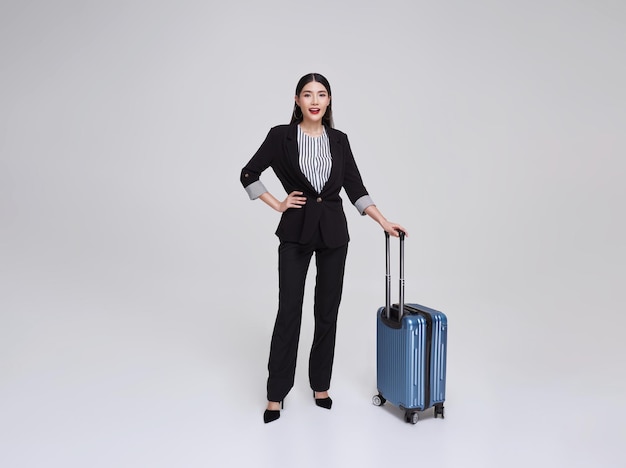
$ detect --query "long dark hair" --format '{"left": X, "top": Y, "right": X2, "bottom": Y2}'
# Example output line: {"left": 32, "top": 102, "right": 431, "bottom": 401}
{"left": 290, "top": 73, "right": 334, "bottom": 128}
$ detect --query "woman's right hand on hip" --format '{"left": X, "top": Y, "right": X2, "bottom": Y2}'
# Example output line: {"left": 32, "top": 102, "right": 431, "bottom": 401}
{"left": 279, "top": 191, "right": 307, "bottom": 212}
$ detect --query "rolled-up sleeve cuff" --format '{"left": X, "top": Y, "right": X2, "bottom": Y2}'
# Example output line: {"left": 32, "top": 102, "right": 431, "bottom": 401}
{"left": 245, "top": 180, "right": 268, "bottom": 200}
{"left": 355, "top": 195, "right": 375, "bottom": 215}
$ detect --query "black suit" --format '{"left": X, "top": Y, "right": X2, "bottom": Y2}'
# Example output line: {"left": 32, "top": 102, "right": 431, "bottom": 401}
{"left": 241, "top": 123, "right": 372, "bottom": 401}
{"left": 240, "top": 123, "right": 371, "bottom": 247}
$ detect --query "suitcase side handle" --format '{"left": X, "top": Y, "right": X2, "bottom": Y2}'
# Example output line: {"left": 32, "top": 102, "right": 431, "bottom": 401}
{"left": 385, "top": 230, "right": 406, "bottom": 321}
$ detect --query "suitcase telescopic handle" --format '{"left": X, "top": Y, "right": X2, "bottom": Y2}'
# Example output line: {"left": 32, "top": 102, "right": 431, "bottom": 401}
{"left": 385, "top": 230, "right": 406, "bottom": 321}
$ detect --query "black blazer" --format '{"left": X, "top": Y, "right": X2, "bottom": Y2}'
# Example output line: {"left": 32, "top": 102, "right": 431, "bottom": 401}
{"left": 240, "top": 123, "right": 371, "bottom": 247}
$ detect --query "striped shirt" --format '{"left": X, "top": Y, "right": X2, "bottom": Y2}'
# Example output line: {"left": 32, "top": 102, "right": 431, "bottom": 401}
{"left": 297, "top": 125, "right": 332, "bottom": 194}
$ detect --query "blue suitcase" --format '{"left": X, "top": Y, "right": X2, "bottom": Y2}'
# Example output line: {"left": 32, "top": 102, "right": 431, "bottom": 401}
{"left": 373, "top": 231, "right": 448, "bottom": 424}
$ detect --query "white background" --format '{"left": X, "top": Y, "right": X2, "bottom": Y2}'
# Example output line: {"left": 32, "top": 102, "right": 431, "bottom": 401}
{"left": 1, "top": 1, "right": 625, "bottom": 467}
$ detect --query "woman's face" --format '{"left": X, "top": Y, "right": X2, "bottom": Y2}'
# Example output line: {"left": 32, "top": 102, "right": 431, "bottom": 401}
{"left": 295, "top": 81, "right": 331, "bottom": 124}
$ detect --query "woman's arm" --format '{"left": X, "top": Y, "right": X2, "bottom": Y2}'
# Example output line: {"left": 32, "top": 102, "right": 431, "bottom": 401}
{"left": 259, "top": 191, "right": 307, "bottom": 213}
{"left": 338, "top": 132, "right": 407, "bottom": 236}
{"left": 364, "top": 205, "right": 408, "bottom": 237}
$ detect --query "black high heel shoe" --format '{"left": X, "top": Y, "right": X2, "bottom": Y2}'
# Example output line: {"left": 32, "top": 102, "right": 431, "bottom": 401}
{"left": 313, "top": 391, "right": 332, "bottom": 410}
{"left": 263, "top": 400, "right": 283, "bottom": 424}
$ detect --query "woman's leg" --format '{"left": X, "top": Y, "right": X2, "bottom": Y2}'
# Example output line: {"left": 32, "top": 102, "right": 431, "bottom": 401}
{"left": 309, "top": 242, "right": 349, "bottom": 393}
{"left": 266, "top": 241, "right": 314, "bottom": 403}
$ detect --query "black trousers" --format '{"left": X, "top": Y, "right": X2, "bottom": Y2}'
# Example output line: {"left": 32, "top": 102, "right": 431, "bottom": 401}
{"left": 266, "top": 229, "right": 349, "bottom": 402}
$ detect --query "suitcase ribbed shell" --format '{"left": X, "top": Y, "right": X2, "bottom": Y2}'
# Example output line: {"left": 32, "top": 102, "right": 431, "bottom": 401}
{"left": 376, "top": 304, "right": 447, "bottom": 411}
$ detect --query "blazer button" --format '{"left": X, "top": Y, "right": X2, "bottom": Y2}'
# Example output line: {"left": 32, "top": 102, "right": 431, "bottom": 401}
{"left": 316, "top": 197, "right": 322, "bottom": 203}
{"left": 244, "top": 173, "right": 249, "bottom": 178}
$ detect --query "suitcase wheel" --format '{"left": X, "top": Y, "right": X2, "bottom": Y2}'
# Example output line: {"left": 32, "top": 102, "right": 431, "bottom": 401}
{"left": 434, "top": 403, "right": 445, "bottom": 419}
{"left": 372, "top": 394, "right": 386, "bottom": 407}
{"left": 405, "top": 411, "right": 419, "bottom": 424}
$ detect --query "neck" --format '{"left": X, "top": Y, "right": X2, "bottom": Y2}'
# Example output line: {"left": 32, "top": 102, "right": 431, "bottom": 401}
{"left": 298, "top": 121, "right": 324, "bottom": 136}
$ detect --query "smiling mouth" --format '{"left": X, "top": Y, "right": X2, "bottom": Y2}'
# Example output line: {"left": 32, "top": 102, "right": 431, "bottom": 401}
{"left": 309, "top": 108, "right": 320, "bottom": 115}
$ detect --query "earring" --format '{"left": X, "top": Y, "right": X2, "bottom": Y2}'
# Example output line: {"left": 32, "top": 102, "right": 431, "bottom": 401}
{"left": 293, "top": 106, "right": 303, "bottom": 120}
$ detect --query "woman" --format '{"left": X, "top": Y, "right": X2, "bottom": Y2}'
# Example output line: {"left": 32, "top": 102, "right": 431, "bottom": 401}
{"left": 240, "top": 73, "right": 407, "bottom": 423}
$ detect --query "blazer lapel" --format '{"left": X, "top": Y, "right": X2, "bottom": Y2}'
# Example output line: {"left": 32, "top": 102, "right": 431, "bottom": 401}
{"left": 323, "top": 126, "right": 342, "bottom": 195}
{"left": 285, "top": 123, "right": 317, "bottom": 194}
